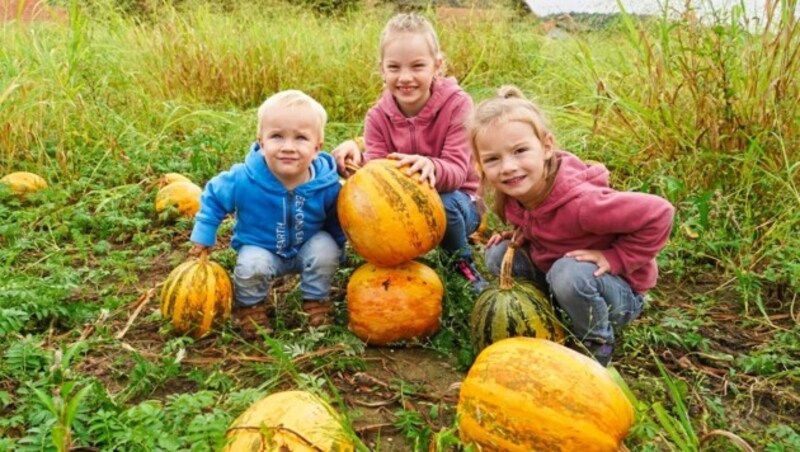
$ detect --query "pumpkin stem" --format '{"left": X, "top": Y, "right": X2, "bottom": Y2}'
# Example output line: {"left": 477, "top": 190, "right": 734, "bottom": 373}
{"left": 345, "top": 159, "right": 361, "bottom": 174}
{"left": 499, "top": 243, "right": 516, "bottom": 290}
{"left": 198, "top": 248, "right": 209, "bottom": 264}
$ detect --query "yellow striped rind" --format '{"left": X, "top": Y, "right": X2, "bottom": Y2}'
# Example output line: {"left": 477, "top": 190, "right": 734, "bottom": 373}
{"left": 457, "top": 337, "right": 634, "bottom": 451}
{"left": 470, "top": 281, "right": 565, "bottom": 353}
{"left": 155, "top": 181, "right": 202, "bottom": 217}
{"left": 1, "top": 171, "right": 47, "bottom": 194}
{"left": 338, "top": 159, "right": 446, "bottom": 267}
{"left": 160, "top": 257, "right": 232, "bottom": 338}
{"left": 224, "top": 390, "right": 354, "bottom": 451}
{"left": 347, "top": 261, "right": 443, "bottom": 345}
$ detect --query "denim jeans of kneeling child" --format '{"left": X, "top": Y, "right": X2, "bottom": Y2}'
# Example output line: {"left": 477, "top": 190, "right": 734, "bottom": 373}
{"left": 484, "top": 240, "right": 644, "bottom": 345}
{"left": 233, "top": 231, "right": 340, "bottom": 307}
{"left": 440, "top": 191, "right": 482, "bottom": 260}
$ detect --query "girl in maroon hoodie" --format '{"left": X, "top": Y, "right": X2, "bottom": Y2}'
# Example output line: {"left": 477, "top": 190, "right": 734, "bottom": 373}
{"left": 469, "top": 86, "right": 675, "bottom": 366}
{"left": 332, "top": 13, "right": 487, "bottom": 294}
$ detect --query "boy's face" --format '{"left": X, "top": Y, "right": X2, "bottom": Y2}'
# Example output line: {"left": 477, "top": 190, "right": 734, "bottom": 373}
{"left": 259, "top": 105, "right": 323, "bottom": 189}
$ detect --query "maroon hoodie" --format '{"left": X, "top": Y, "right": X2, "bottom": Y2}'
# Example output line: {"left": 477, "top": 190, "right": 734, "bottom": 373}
{"left": 505, "top": 151, "right": 675, "bottom": 294}
{"left": 362, "top": 77, "right": 480, "bottom": 195}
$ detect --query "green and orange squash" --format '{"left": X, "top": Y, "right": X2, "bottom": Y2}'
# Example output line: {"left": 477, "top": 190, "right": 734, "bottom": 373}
{"left": 470, "top": 242, "right": 565, "bottom": 353}
{"left": 337, "top": 159, "right": 446, "bottom": 267}
{"left": 160, "top": 250, "right": 232, "bottom": 338}
{"left": 347, "top": 260, "right": 443, "bottom": 345}
{"left": 224, "top": 390, "right": 354, "bottom": 451}
{"left": 457, "top": 337, "right": 634, "bottom": 451}
{"left": 1, "top": 171, "right": 47, "bottom": 195}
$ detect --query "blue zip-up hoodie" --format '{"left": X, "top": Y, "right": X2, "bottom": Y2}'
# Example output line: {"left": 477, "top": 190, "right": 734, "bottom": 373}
{"left": 191, "top": 143, "right": 346, "bottom": 258}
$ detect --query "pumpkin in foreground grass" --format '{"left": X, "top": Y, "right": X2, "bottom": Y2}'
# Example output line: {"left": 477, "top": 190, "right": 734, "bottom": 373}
{"left": 1, "top": 171, "right": 47, "bottom": 195}
{"left": 338, "top": 159, "right": 446, "bottom": 267}
{"left": 458, "top": 337, "right": 634, "bottom": 451}
{"left": 155, "top": 180, "right": 202, "bottom": 217}
{"left": 159, "top": 172, "right": 192, "bottom": 187}
{"left": 160, "top": 250, "right": 232, "bottom": 338}
{"left": 347, "top": 260, "right": 443, "bottom": 345}
{"left": 470, "top": 242, "right": 565, "bottom": 353}
{"left": 224, "top": 390, "right": 354, "bottom": 451}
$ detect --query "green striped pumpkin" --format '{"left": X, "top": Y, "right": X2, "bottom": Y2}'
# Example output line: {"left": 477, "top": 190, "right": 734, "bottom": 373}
{"left": 160, "top": 251, "right": 233, "bottom": 338}
{"left": 337, "top": 159, "right": 446, "bottom": 267}
{"left": 470, "top": 244, "right": 565, "bottom": 353}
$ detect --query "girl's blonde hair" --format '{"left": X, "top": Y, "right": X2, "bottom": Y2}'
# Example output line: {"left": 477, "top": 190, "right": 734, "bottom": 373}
{"left": 469, "top": 85, "right": 558, "bottom": 221}
{"left": 379, "top": 13, "right": 446, "bottom": 75}
{"left": 257, "top": 89, "right": 328, "bottom": 141}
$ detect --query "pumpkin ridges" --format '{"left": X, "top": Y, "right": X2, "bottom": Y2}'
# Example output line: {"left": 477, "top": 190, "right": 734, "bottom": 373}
{"left": 161, "top": 260, "right": 195, "bottom": 318}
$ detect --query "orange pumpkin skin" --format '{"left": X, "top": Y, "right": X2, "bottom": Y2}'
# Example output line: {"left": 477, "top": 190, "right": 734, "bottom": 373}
{"left": 159, "top": 172, "right": 192, "bottom": 187}
{"left": 338, "top": 159, "right": 446, "bottom": 267}
{"left": 457, "top": 337, "right": 634, "bottom": 452}
{"left": 347, "top": 261, "right": 443, "bottom": 345}
{"left": 1, "top": 171, "right": 47, "bottom": 194}
{"left": 155, "top": 181, "right": 202, "bottom": 217}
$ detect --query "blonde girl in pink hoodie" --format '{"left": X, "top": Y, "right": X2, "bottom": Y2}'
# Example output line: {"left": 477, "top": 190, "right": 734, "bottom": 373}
{"left": 469, "top": 86, "right": 674, "bottom": 366}
{"left": 332, "top": 13, "right": 487, "bottom": 293}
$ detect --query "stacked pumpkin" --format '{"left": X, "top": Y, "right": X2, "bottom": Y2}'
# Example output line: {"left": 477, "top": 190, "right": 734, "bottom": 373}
{"left": 155, "top": 172, "right": 202, "bottom": 218}
{"left": 338, "top": 159, "right": 446, "bottom": 345}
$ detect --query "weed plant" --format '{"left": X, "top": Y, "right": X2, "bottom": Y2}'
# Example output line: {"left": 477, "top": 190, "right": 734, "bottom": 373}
{"left": 1, "top": 0, "right": 798, "bottom": 449}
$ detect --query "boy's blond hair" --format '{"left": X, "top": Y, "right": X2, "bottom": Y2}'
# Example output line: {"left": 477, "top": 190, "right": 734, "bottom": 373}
{"left": 257, "top": 90, "right": 327, "bottom": 141}
{"left": 379, "top": 13, "right": 445, "bottom": 75}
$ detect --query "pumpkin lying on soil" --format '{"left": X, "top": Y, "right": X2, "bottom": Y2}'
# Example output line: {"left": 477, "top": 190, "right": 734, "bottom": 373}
{"left": 347, "top": 260, "right": 443, "bottom": 345}
{"left": 160, "top": 250, "right": 232, "bottom": 338}
{"left": 155, "top": 180, "right": 202, "bottom": 217}
{"left": 337, "top": 159, "right": 446, "bottom": 267}
{"left": 470, "top": 242, "right": 565, "bottom": 353}
{"left": 224, "top": 390, "right": 354, "bottom": 451}
{"left": 457, "top": 337, "right": 634, "bottom": 451}
{"left": 1, "top": 171, "right": 47, "bottom": 195}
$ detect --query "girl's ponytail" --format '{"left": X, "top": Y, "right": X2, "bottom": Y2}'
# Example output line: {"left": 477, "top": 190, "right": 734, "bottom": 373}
{"left": 497, "top": 85, "right": 525, "bottom": 100}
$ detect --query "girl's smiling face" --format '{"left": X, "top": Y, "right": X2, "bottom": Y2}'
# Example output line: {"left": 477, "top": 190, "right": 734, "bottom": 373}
{"left": 380, "top": 32, "right": 442, "bottom": 118}
{"left": 475, "top": 119, "right": 554, "bottom": 208}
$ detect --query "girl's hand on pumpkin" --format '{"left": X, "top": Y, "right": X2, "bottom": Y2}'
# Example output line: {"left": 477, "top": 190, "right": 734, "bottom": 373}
{"left": 388, "top": 153, "right": 436, "bottom": 188}
{"left": 332, "top": 140, "right": 363, "bottom": 177}
{"left": 189, "top": 243, "right": 209, "bottom": 257}
{"left": 565, "top": 249, "right": 610, "bottom": 276}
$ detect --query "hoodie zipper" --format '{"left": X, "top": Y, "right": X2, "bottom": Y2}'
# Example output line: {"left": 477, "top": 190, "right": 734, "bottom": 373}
{"left": 286, "top": 190, "right": 295, "bottom": 252}
{"left": 407, "top": 119, "right": 418, "bottom": 154}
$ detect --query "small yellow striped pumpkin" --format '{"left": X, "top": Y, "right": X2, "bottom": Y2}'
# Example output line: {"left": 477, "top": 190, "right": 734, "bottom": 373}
{"left": 347, "top": 260, "right": 443, "bottom": 345}
{"left": 224, "top": 390, "right": 354, "bottom": 451}
{"left": 155, "top": 181, "right": 202, "bottom": 217}
{"left": 1, "top": 171, "right": 47, "bottom": 195}
{"left": 470, "top": 243, "right": 565, "bottom": 353}
{"left": 338, "top": 159, "right": 446, "bottom": 267}
{"left": 458, "top": 337, "right": 634, "bottom": 451}
{"left": 160, "top": 252, "right": 232, "bottom": 338}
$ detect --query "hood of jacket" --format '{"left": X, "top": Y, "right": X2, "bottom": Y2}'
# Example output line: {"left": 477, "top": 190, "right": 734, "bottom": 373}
{"left": 243, "top": 142, "right": 340, "bottom": 194}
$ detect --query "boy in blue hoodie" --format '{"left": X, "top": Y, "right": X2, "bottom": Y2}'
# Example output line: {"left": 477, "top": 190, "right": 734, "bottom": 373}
{"left": 189, "top": 90, "right": 345, "bottom": 336}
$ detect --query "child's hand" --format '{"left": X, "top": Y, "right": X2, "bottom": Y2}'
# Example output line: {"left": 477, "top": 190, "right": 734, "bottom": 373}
{"left": 388, "top": 153, "right": 435, "bottom": 188}
{"left": 487, "top": 230, "right": 525, "bottom": 248}
{"left": 565, "top": 249, "right": 610, "bottom": 276}
{"left": 331, "top": 140, "right": 363, "bottom": 177}
{"left": 189, "top": 243, "right": 209, "bottom": 257}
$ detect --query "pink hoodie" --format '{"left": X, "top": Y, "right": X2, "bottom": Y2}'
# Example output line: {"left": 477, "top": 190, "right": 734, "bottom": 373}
{"left": 505, "top": 151, "right": 675, "bottom": 294}
{"left": 362, "top": 77, "right": 480, "bottom": 195}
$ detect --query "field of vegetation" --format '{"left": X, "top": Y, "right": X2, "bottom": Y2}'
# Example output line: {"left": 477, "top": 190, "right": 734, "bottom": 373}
{"left": 1, "top": 0, "right": 798, "bottom": 450}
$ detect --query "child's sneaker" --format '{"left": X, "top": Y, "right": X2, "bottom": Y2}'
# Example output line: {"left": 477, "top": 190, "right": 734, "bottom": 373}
{"left": 456, "top": 259, "right": 489, "bottom": 295}
{"left": 582, "top": 340, "right": 614, "bottom": 367}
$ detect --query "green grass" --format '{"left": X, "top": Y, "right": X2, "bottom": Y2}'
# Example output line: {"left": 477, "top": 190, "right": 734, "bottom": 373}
{"left": 1, "top": 0, "right": 799, "bottom": 450}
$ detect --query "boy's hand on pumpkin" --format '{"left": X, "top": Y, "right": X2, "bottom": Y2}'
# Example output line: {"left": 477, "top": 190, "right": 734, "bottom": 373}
{"left": 565, "top": 249, "right": 610, "bottom": 276}
{"left": 189, "top": 243, "right": 209, "bottom": 257}
{"left": 332, "top": 140, "right": 362, "bottom": 177}
{"left": 388, "top": 153, "right": 436, "bottom": 188}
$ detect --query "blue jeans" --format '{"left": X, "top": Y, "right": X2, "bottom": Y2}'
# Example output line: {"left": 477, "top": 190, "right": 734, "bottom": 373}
{"left": 233, "top": 231, "right": 340, "bottom": 306}
{"left": 485, "top": 240, "right": 644, "bottom": 344}
{"left": 440, "top": 191, "right": 482, "bottom": 260}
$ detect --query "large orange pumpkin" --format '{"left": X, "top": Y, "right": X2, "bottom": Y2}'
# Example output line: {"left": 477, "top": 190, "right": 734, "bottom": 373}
{"left": 1, "top": 171, "right": 47, "bottom": 195}
{"left": 155, "top": 181, "right": 202, "bottom": 217}
{"left": 337, "top": 159, "right": 446, "bottom": 267}
{"left": 347, "top": 260, "right": 443, "bottom": 345}
{"left": 160, "top": 251, "right": 233, "bottom": 338}
{"left": 457, "top": 337, "right": 634, "bottom": 451}
{"left": 224, "top": 390, "right": 354, "bottom": 451}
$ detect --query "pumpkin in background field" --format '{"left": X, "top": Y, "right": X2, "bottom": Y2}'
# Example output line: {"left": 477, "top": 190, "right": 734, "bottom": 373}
{"left": 1, "top": 171, "right": 47, "bottom": 195}
{"left": 155, "top": 180, "right": 202, "bottom": 217}
{"left": 160, "top": 250, "right": 232, "bottom": 338}
{"left": 338, "top": 159, "right": 446, "bottom": 267}
{"left": 458, "top": 337, "right": 634, "bottom": 451}
{"left": 159, "top": 172, "right": 192, "bottom": 187}
{"left": 347, "top": 260, "right": 443, "bottom": 345}
{"left": 470, "top": 242, "right": 565, "bottom": 353}
{"left": 224, "top": 390, "right": 354, "bottom": 451}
